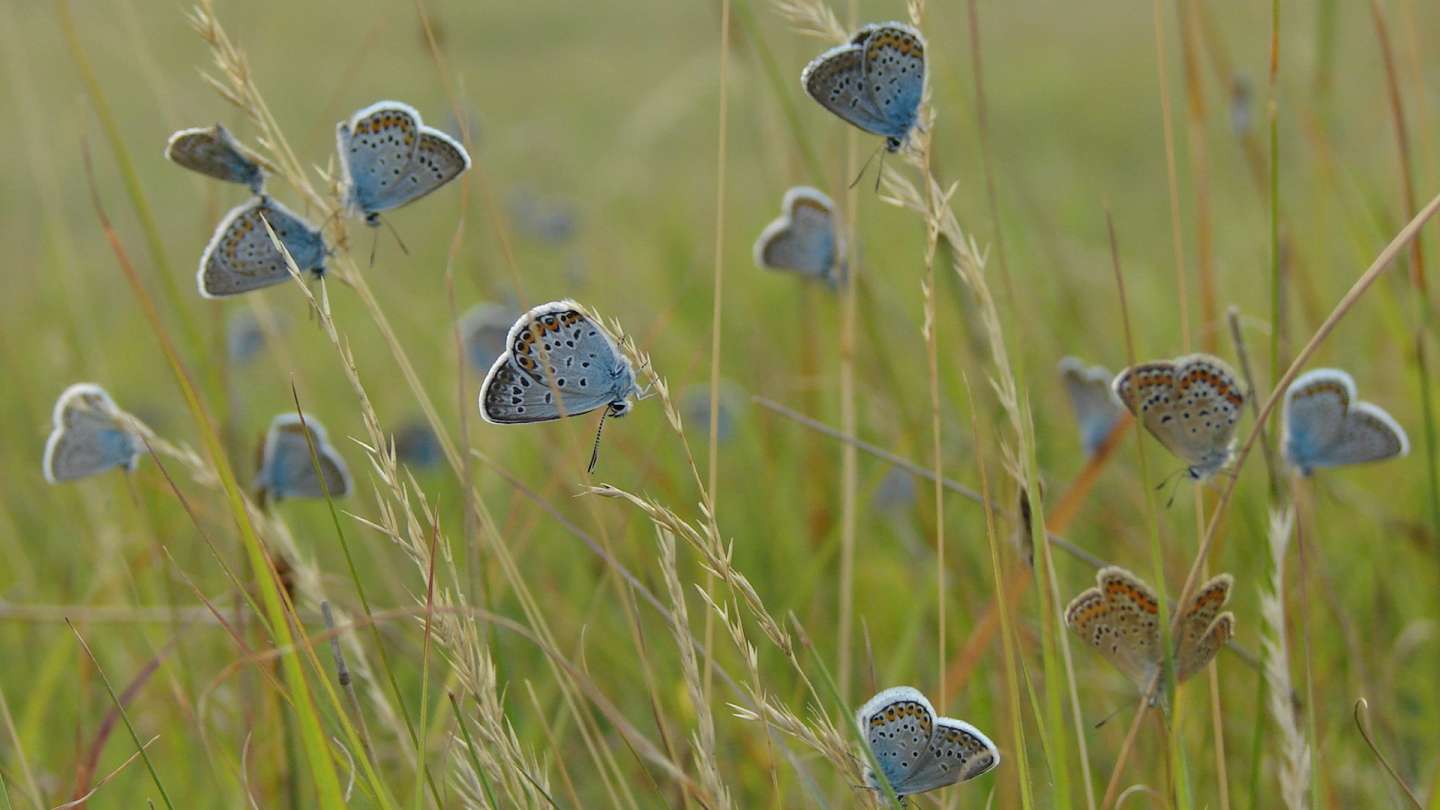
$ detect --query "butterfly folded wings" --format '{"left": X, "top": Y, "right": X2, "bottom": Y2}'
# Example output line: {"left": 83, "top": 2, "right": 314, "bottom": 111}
{"left": 254, "top": 414, "right": 353, "bottom": 504}
{"left": 1112, "top": 354, "right": 1244, "bottom": 481}
{"left": 197, "top": 197, "right": 328, "bottom": 298}
{"left": 164, "top": 123, "right": 266, "bottom": 194}
{"left": 1283, "top": 368, "right": 1409, "bottom": 476}
{"left": 801, "top": 22, "right": 926, "bottom": 153}
{"left": 855, "top": 686, "right": 1000, "bottom": 799}
{"left": 336, "top": 100, "right": 471, "bottom": 226}
{"left": 42, "top": 383, "right": 143, "bottom": 483}
{"left": 753, "top": 186, "right": 846, "bottom": 286}
{"left": 1059, "top": 357, "right": 1125, "bottom": 457}
{"left": 1065, "top": 567, "right": 1234, "bottom": 706}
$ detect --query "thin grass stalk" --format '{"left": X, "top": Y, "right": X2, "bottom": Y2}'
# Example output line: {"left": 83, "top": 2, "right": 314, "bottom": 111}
{"left": 82, "top": 149, "right": 347, "bottom": 809}
{"left": 1261, "top": 508, "right": 1311, "bottom": 810}
{"left": 836, "top": 0, "right": 861, "bottom": 720}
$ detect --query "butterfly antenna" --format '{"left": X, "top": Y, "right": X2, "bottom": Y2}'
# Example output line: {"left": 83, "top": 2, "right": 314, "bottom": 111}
{"left": 1092, "top": 703, "right": 1127, "bottom": 729}
{"left": 368, "top": 227, "right": 379, "bottom": 267}
{"left": 587, "top": 410, "right": 610, "bottom": 474}
{"left": 848, "top": 144, "right": 883, "bottom": 190}
{"left": 873, "top": 149, "right": 886, "bottom": 194}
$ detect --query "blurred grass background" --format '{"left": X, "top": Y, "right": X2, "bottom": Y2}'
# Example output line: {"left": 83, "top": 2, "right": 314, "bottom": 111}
{"left": 1, "top": 0, "right": 1438, "bottom": 806}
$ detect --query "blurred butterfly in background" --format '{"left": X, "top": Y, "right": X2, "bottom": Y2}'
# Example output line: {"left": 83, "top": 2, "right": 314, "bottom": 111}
{"left": 753, "top": 186, "right": 845, "bottom": 286}
{"left": 1112, "top": 353, "right": 1244, "bottom": 481}
{"left": 42, "top": 383, "right": 143, "bottom": 483}
{"left": 507, "top": 187, "right": 580, "bottom": 245}
{"left": 479, "top": 301, "right": 641, "bottom": 472}
{"left": 1283, "top": 368, "right": 1408, "bottom": 476}
{"left": 227, "top": 309, "right": 288, "bottom": 367}
{"left": 802, "top": 22, "right": 926, "bottom": 153}
{"left": 856, "top": 686, "right": 1000, "bottom": 799}
{"left": 1059, "top": 356, "right": 1126, "bottom": 458}
{"left": 393, "top": 419, "right": 444, "bottom": 470}
{"left": 1065, "top": 566, "right": 1234, "bottom": 705}
{"left": 254, "top": 413, "right": 352, "bottom": 503}
{"left": 165, "top": 123, "right": 266, "bottom": 194}
{"left": 460, "top": 302, "right": 518, "bottom": 375}
{"left": 680, "top": 382, "right": 742, "bottom": 444}
{"left": 197, "top": 196, "right": 328, "bottom": 298}
{"left": 336, "top": 100, "right": 471, "bottom": 226}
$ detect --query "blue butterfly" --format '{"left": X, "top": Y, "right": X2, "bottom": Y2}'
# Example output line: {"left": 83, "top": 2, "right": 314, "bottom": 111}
{"left": 857, "top": 687, "right": 999, "bottom": 799}
{"left": 1059, "top": 357, "right": 1125, "bottom": 457}
{"left": 336, "top": 101, "right": 471, "bottom": 225}
{"left": 753, "top": 186, "right": 845, "bottom": 286}
{"left": 254, "top": 414, "right": 353, "bottom": 502}
{"left": 479, "top": 301, "right": 641, "bottom": 471}
{"left": 801, "top": 22, "right": 926, "bottom": 152}
{"left": 43, "top": 383, "right": 142, "bottom": 483}
{"left": 165, "top": 124, "right": 265, "bottom": 194}
{"left": 198, "top": 197, "right": 328, "bottom": 298}
{"left": 1283, "top": 368, "right": 1408, "bottom": 476}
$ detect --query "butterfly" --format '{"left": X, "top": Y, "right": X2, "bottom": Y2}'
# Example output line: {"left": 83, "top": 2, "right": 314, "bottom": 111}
{"left": 856, "top": 686, "right": 1000, "bottom": 799}
{"left": 164, "top": 123, "right": 265, "bottom": 194}
{"left": 198, "top": 197, "right": 328, "bottom": 298}
{"left": 753, "top": 186, "right": 845, "bottom": 286}
{"left": 801, "top": 22, "right": 926, "bottom": 153}
{"left": 1283, "top": 368, "right": 1408, "bottom": 476}
{"left": 336, "top": 100, "right": 471, "bottom": 226}
{"left": 460, "top": 302, "right": 517, "bottom": 375}
{"left": 43, "top": 383, "right": 143, "bottom": 483}
{"left": 1059, "top": 357, "right": 1126, "bottom": 458}
{"left": 507, "top": 188, "right": 580, "bottom": 245}
{"left": 226, "top": 310, "right": 288, "bottom": 367}
{"left": 393, "top": 420, "right": 443, "bottom": 470}
{"left": 254, "top": 413, "right": 353, "bottom": 502}
{"left": 1112, "top": 353, "right": 1244, "bottom": 481}
{"left": 478, "top": 301, "right": 641, "bottom": 472}
{"left": 1065, "top": 566, "right": 1233, "bottom": 704}
{"left": 680, "top": 383, "right": 741, "bottom": 444}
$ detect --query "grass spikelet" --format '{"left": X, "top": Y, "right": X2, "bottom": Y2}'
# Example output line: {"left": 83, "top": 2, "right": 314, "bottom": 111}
{"left": 1260, "top": 508, "right": 1310, "bottom": 810}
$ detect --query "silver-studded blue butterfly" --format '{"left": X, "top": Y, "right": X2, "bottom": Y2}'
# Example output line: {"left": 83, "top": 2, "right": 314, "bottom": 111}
{"left": 393, "top": 419, "right": 443, "bottom": 470}
{"left": 1059, "top": 357, "right": 1126, "bottom": 458}
{"left": 1112, "top": 353, "right": 1245, "bottom": 481}
{"left": 43, "top": 383, "right": 143, "bottom": 483}
{"left": 479, "top": 301, "right": 641, "bottom": 471}
{"left": 1283, "top": 368, "right": 1408, "bottom": 476}
{"left": 165, "top": 124, "right": 265, "bottom": 194}
{"left": 198, "top": 197, "right": 328, "bottom": 298}
{"left": 336, "top": 100, "right": 471, "bottom": 226}
{"left": 254, "top": 413, "right": 352, "bottom": 503}
{"left": 753, "top": 186, "right": 845, "bottom": 286}
{"left": 802, "top": 22, "right": 926, "bottom": 152}
{"left": 857, "top": 687, "right": 1000, "bottom": 799}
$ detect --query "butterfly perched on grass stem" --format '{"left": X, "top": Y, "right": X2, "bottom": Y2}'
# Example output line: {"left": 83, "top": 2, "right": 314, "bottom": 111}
{"left": 1112, "top": 353, "right": 1244, "bottom": 481}
{"left": 856, "top": 686, "right": 999, "bottom": 799}
{"left": 1283, "top": 368, "right": 1408, "bottom": 476}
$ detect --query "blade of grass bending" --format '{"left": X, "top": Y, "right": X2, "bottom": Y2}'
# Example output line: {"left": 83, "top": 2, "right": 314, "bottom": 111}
{"left": 80, "top": 147, "right": 347, "bottom": 810}
{"left": 67, "top": 620, "right": 175, "bottom": 810}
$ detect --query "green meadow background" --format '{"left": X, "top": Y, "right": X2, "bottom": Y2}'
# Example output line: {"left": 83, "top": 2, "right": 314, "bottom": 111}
{"left": 1, "top": 0, "right": 1438, "bottom": 807}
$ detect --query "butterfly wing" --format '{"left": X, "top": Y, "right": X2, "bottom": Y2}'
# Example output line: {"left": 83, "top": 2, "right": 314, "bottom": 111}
{"left": 802, "top": 45, "right": 895, "bottom": 138}
{"left": 897, "top": 717, "right": 1000, "bottom": 796}
{"left": 1066, "top": 566, "right": 1162, "bottom": 692}
{"left": 198, "top": 198, "right": 327, "bottom": 298}
{"left": 753, "top": 187, "right": 840, "bottom": 282}
{"left": 1283, "top": 369, "right": 1352, "bottom": 473}
{"left": 165, "top": 124, "right": 264, "bottom": 193}
{"left": 259, "top": 416, "right": 352, "bottom": 500}
{"left": 1114, "top": 354, "right": 1243, "bottom": 479}
{"left": 365, "top": 129, "right": 470, "bottom": 214}
{"left": 859, "top": 23, "right": 925, "bottom": 144}
{"left": 1321, "top": 402, "right": 1409, "bottom": 469}
{"left": 43, "top": 384, "right": 140, "bottom": 483}
{"left": 1060, "top": 357, "right": 1123, "bottom": 456}
{"left": 856, "top": 687, "right": 939, "bottom": 797}
{"left": 479, "top": 302, "right": 635, "bottom": 424}
{"left": 1176, "top": 573, "right": 1234, "bottom": 682}
{"left": 337, "top": 101, "right": 424, "bottom": 219}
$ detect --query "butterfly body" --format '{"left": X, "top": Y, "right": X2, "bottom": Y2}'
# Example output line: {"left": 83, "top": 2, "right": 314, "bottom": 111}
{"left": 336, "top": 100, "right": 470, "bottom": 226}
{"left": 254, "top": 414, "right": 352, "bottom": 502}
{"left": 1112, "top": 353, "right": 1244, "bottom": 480}
{"left": 479, "top": 301, "right": 637, "bottom": 425}
{"left": 1066, "top": 566, "right": 1234, "bottom": 704}
{"left": 165, "top": 124, "right": 265, "bottom": 193}
{"left": 198, "top": 197, "right": 327, "bottom": 298}
{"left": 857, "top": 686, "right": 999, "bottom": 799}
{"left": 43, "top": 384, "right": 142, "bottom": 483}
{"left": 802, "top": 22, "right": 925, "bottom": 152}
{"left": 753, "top": 186, "right": 844, "bottom": 285}
{"left": 1283, "top": 368, "right": 1408, "bottom": 476}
